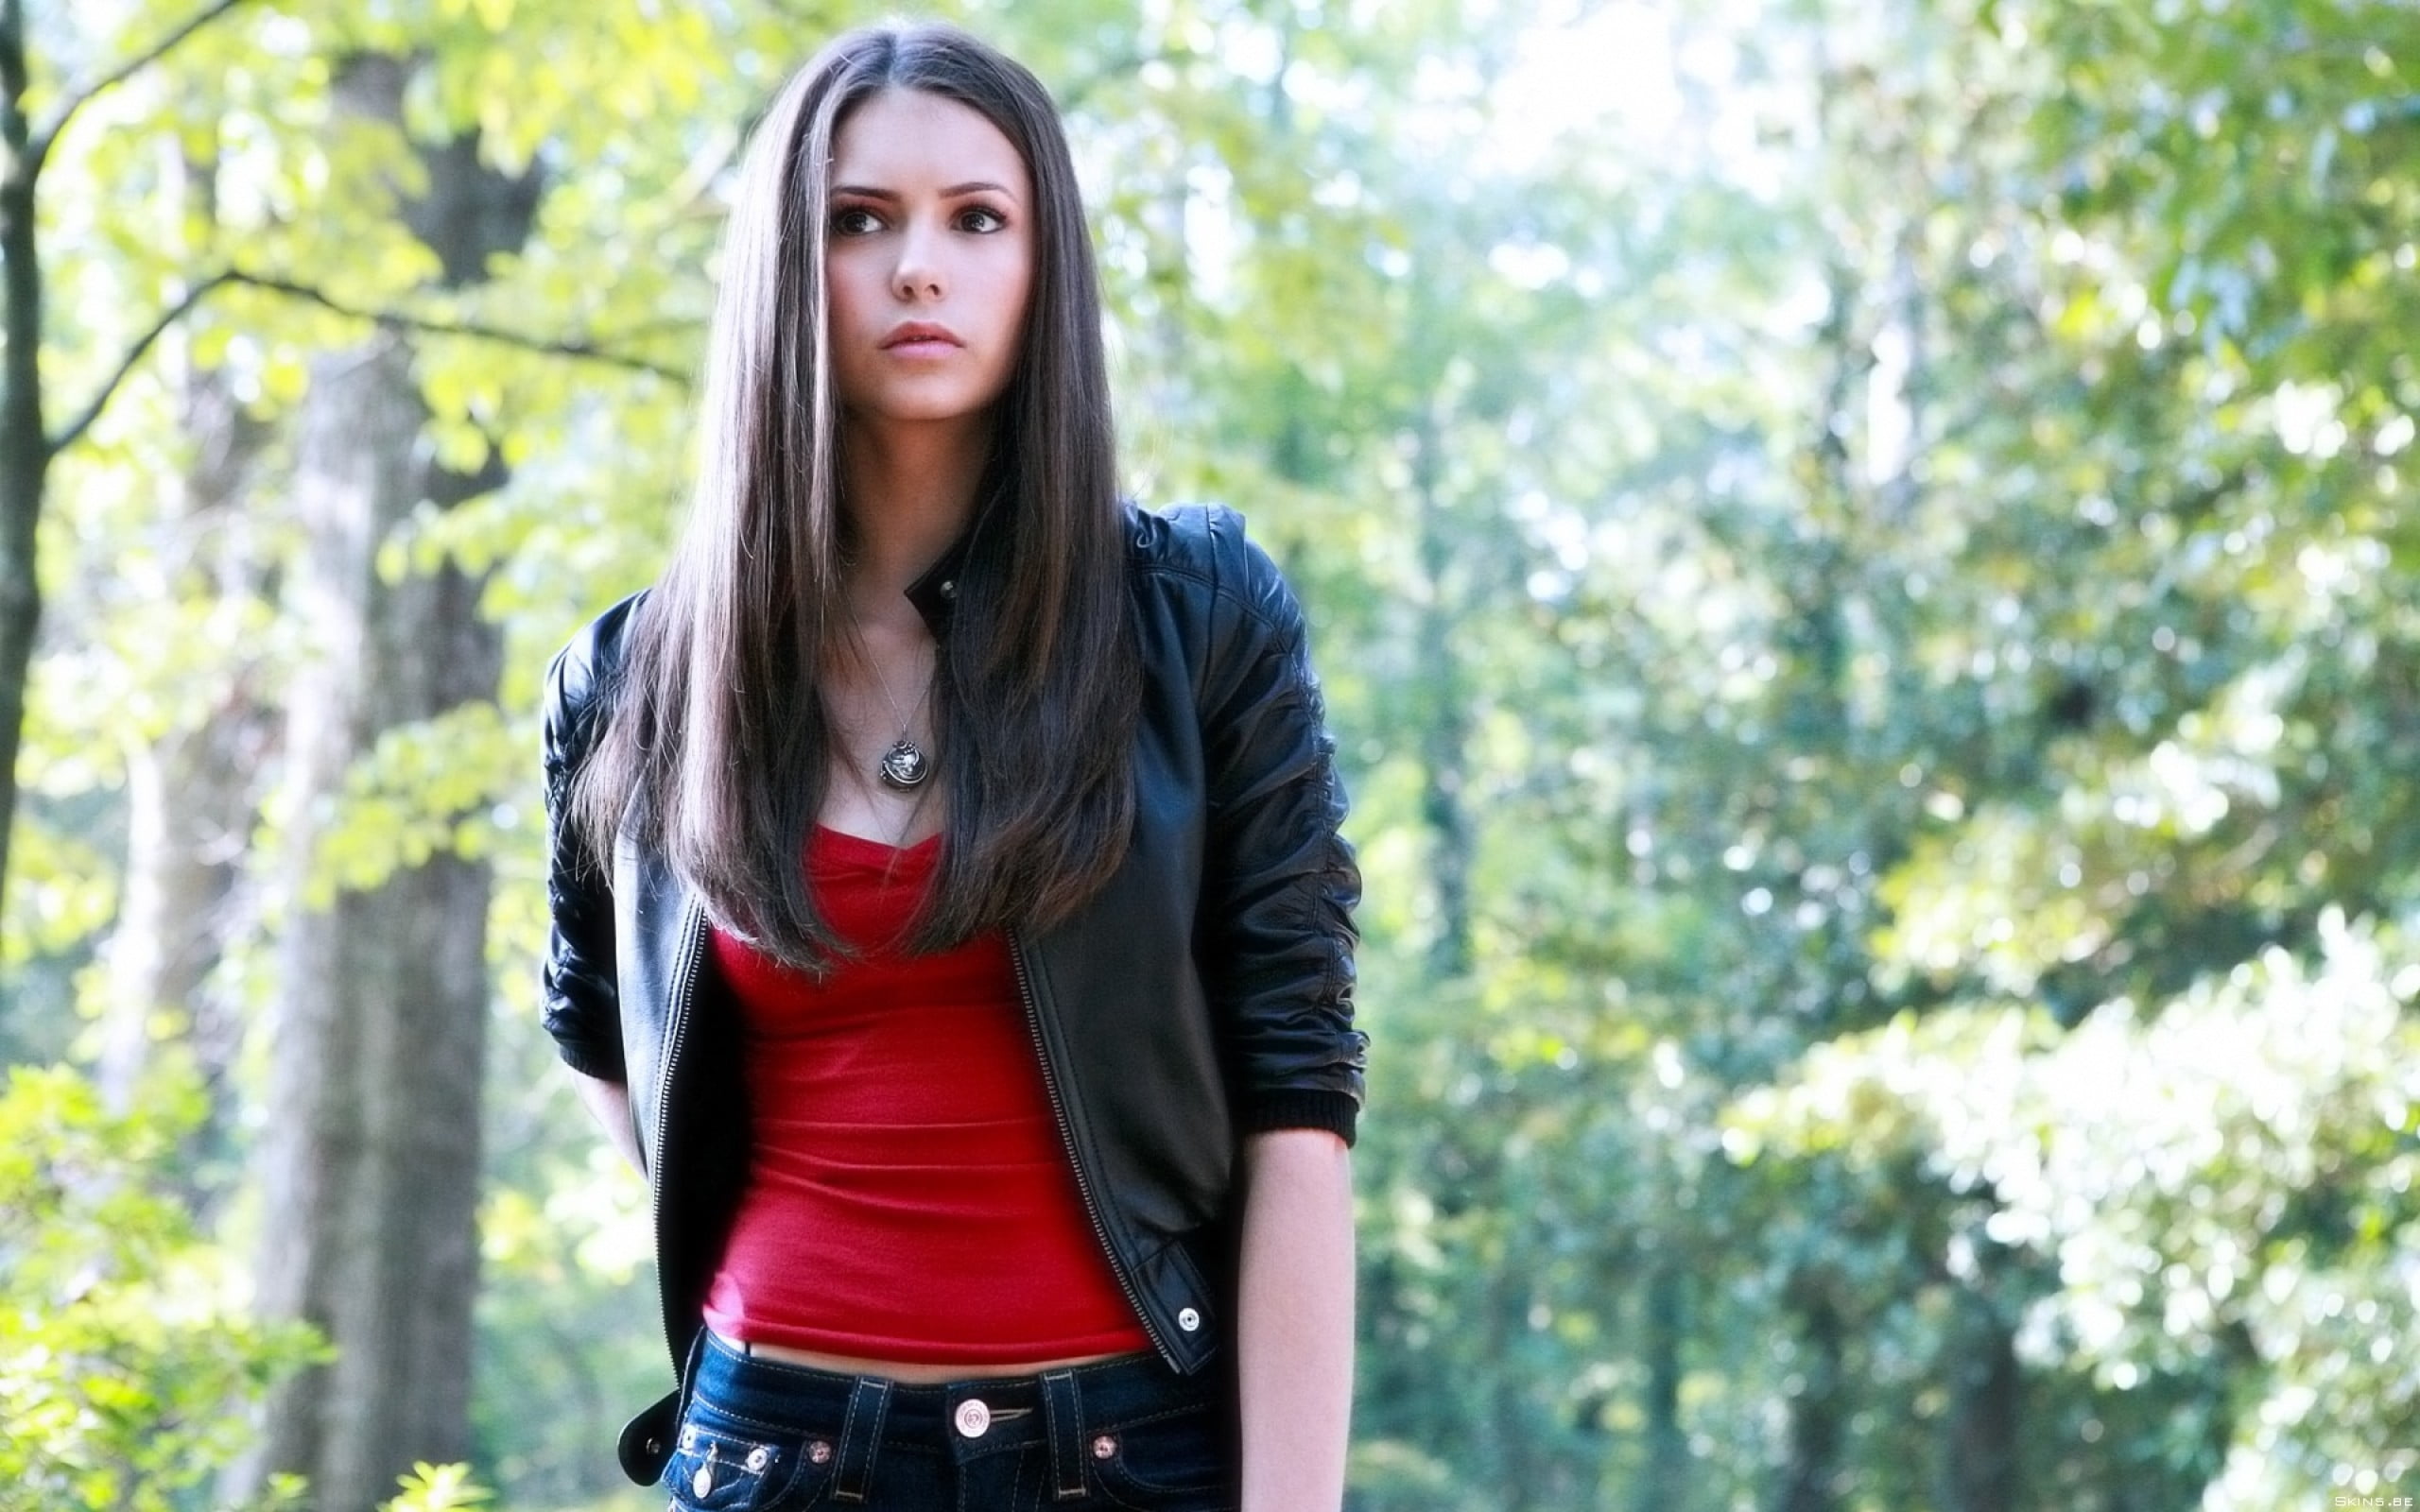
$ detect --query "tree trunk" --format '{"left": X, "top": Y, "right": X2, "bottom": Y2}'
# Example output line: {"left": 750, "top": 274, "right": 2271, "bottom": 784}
{"left": 96, "top": 146, "right": 270, "bottom": 1112}
{"left": 229, "top": 53, "right": 533, "bottom": 1512}
{"left": 1633, "top": 1261, "right": 1690, "bottom": 1512}
{"left": 232, "top": 330, "right": 499, "bottom": 1512}
{"left": 1410, "top": 408, "right": 1474, "bottom": 978}
{"left": 0, "top": 0, "right": 50, "bottom": 949}
{"left": 95, "top": 705, "right": 259, "bottom": 1106}
{"left": 1942, "top": 1280, "right": 2021, "bottom": 1512}
{"left": 1773, "top": 1279, "right": 1846, "bottom": 1512}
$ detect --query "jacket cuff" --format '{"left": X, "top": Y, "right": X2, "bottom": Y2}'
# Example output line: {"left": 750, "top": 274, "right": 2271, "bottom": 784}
{"left": 552, "top": 1034, "right": 627, "bottom": 1084}
{"left": 1241, "top": 1090, "right": 1360, "bottom": 1148}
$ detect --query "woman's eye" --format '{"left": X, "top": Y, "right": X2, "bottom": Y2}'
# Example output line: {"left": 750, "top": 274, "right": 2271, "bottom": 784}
{"left": 832, "top": 207, "right": 881, "bottom": 235}
{"left": 958, "top": 206, "right": 1007, "bottom": 233}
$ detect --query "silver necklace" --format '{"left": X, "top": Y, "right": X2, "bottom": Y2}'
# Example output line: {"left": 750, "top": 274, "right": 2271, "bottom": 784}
{"left": 864, "top": 648, "right": 933, "bottom": 791}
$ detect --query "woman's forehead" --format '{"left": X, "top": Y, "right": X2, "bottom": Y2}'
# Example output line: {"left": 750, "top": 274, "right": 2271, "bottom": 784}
{"left": 830, "top": 89, "right": 1028, "bottom": 196}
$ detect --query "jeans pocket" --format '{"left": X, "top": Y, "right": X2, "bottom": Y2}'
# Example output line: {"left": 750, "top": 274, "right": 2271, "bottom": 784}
{"left": 662, "top": 1399, "right": 836, "bottom": 1512}
{"left": 1088, "top": 1402, "right": 1235, "bottom": 1511}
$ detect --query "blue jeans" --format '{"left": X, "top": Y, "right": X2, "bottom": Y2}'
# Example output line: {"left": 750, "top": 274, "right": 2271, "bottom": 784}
{"left": 664, "top": 1332, "right": 1238, "bottom": 1511}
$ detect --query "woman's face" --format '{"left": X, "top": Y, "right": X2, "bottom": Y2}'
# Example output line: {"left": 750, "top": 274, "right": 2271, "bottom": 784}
{"left": 822, "top": 88, "right": 1036, "bottom": 433}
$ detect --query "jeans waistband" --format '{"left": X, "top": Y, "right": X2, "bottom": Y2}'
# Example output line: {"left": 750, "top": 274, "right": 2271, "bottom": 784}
{"left": 693, "top": 1331, "right": 1195, "bottom": 1445}
{"left": 671, "top": 1331, "right": 1231, "bottom": 1507}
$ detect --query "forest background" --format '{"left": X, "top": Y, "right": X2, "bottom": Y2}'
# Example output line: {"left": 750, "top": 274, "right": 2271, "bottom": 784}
{"left": 3, "top": 0, "right": 2415, "bottom": 1508}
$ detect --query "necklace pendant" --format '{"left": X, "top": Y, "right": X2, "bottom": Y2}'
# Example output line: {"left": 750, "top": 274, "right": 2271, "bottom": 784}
{"left": 878, "top": 738, "right": 930, "bottom": 790}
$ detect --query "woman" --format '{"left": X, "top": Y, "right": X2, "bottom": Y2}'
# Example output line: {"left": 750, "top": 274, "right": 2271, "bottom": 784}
{"left": 538, "top": 22, "right": 1364, "bottom": 1512}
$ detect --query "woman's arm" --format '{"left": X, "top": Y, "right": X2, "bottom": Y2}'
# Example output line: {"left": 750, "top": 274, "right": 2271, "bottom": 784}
{"left": 571, "top": 1071, "right": 644, "bottom": 1174}
{"left": 538, "top": 598, "right": 646, "bottom": 1082}
{"left": 1178, "top": 512, "right": 1364, "bottom": 1503}
{"left": 1236, "top": 1126, "right": 1356, "bottom": 1512}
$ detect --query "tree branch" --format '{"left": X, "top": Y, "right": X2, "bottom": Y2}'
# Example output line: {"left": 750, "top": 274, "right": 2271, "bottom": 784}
{"left": 226, "top": 272, "right": 693, "bottom": 382}
{"left": 48, "top": 269, "right": 689, "bottom": 458}
{"left": 45, "top": 271, "right": 233, "bottom": 455}
{"left": 29, "top": 0, "right": 255, "bottom": 177}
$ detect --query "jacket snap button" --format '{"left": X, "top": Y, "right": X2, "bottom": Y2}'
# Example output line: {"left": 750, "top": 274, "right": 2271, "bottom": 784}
{"left": 1093, "top": 1435, "right": 1117, "bottom": 1459}
{"left": 680, "top": 1426, "right": 697, "bottom": 1450}
{"left": 808, "top": 1439, "right": 833, "bottom": 1466}
{"left": 745, "top": 1445, "right": 770, "bottom": 1473}
{"left": 1177, "top": 1306, "right": 1201, "bottom": 1332}
{"left": 955, "top": 1398, "right": 993, "bottom": 1438}
{"left": 939, "top": 579, "right": 958, "bottom": 599}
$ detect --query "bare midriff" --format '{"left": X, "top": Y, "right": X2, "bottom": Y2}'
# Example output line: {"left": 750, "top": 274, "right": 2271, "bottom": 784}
{"left": 713, "top": 1332, "right": 1147, "bottom": 1383}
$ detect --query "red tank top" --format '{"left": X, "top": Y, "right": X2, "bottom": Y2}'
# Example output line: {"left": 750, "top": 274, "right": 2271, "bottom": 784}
{"left": 699, "top": 826, "right": 1150, "bottom": 1363}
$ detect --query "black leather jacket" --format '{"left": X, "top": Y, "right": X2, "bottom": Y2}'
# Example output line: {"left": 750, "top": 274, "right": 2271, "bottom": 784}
{"left": 539, "top": 504, "right": 1364, "bottom": 1474}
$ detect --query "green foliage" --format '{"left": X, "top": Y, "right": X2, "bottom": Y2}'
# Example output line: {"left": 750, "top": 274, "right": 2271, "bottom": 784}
{"left": 0, "top": 1062, "right": 324, "bottom": 1512}
{"left": 1734, "top": 912, "right": 2420, "bottom": 1496}
{"left": 382, "top": 1462, "right": 494, "bottom": 1512}
{"left": 469, "top": 1009, "right": 664, "bottom": 1509}
{"left": 303, "top": 700, "right": 523, "bottom": 906}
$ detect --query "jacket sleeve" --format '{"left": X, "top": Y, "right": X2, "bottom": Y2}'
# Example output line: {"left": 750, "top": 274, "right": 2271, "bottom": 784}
{"left": 539, "top": 600, "right": 637, "bottom": 1082}
{"left": 1191, "top": 510, "right": 1367, "bottom": 1144}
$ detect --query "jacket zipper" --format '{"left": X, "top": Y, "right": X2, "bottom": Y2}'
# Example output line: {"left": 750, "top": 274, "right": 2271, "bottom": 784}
{"left": 651, "top": 897, "right": 707, "bottom": 1365}
{"left": 1007, "top": 928, "right": 1176, "bottom": 1366}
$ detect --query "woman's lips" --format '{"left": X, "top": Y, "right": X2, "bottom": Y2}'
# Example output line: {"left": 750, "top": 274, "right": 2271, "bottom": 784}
{"left": 882, "top": 323, "right": 961, "bottom": 356}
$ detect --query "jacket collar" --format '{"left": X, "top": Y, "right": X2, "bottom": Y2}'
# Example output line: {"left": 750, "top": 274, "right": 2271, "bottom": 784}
{"left": 899, "top": 490, "right": 1146, "bottom": 633}
{"left": 903, "top": 535, "right": 967, "bottom": 634}
{"left": 903, "top": 474, "right": 1015, "bottom": 633}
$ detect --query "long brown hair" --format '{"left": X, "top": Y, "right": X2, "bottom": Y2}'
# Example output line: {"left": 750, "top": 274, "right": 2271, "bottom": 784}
{"left": 570, "top": 22, "right": 1138, "bottom": 967}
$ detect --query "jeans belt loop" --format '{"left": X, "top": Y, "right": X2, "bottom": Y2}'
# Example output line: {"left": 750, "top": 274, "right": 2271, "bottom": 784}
{"left": 1039, "top": 1368, "right": 1088, "bottom": 1501}
{"left": 830, "top": 1376, "right": 890, "bottom": 1504}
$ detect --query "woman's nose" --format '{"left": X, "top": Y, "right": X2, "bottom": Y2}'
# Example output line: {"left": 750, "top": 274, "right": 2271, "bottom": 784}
{"left": 892, "top": 223, "right": 943, "bottom": 300}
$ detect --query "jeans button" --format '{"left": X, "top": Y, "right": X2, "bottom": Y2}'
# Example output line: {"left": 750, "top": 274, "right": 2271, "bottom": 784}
{"left": 955, "top": 1398, "right": 993, "bottom": 1438}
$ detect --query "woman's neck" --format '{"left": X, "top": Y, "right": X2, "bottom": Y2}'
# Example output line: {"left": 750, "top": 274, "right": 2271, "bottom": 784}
{"left": 840, "top": 415, "right": 994, "bottom": 611}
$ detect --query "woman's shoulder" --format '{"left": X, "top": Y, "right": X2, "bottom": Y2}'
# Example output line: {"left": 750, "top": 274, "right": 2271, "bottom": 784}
{"left": 542, "top": 590, "right": 649, "bottom": 735}
{"left": 1123, "top": 501, "right": 1305, "bottom": 639}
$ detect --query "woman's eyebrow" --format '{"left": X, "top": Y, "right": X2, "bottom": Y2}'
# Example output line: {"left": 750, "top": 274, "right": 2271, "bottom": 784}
{"left": 829, "top": 180, "right": 1019, "bottom": 200}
